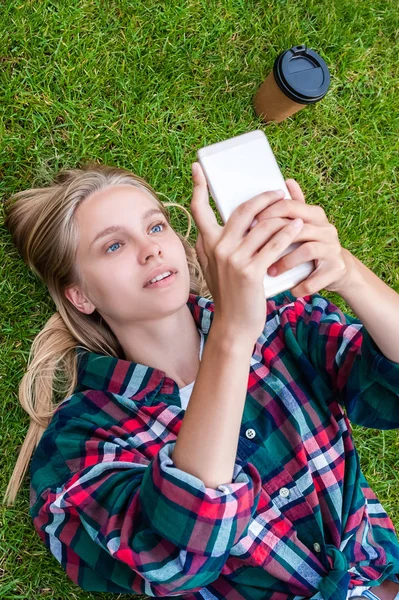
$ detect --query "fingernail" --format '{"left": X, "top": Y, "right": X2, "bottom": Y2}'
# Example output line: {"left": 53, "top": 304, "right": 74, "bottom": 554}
{"left": 293, "top": 218, "right": 303, "bottom": 228}
{"left": 250, "top": 218, "right": 258, "bottom": 229}
{"left": 276, "top": 189, "right": 285, "bottom": 196}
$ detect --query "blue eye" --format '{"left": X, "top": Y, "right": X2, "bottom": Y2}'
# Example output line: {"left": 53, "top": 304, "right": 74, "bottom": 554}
{"left": 106, "top": 242, "right": 121, "bottom": 253}
{"left": 150, "top": 221, "right": 167, "bottom": 233}
{"left": 105, "top": 221, "right": 167, "bottom": 254}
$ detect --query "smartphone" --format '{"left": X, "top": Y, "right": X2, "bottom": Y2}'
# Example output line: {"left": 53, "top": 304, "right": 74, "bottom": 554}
{"left": 197, "top": 130, "right": 315, "bottom": 298}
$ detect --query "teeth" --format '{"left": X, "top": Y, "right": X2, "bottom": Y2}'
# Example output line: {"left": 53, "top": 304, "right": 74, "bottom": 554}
{"left": 149, "top": 271, "right": 172, "bottom": 284}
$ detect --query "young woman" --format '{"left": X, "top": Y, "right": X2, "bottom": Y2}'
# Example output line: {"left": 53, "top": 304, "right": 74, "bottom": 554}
{"left": 3, "top": 161, "right": 399, "bottom": 600}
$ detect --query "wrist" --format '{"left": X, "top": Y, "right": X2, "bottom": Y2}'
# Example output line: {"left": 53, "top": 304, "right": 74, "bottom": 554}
{"left": 211, "top": 315, "right": 257, "bottom": 353}
{"left": 334, "top": 249, "right": 368, "bottom": 300}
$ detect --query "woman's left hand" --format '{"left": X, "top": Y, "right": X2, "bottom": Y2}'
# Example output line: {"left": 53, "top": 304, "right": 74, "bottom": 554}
{"left": 257, "top": 179, "right": 355, "bottom": 297}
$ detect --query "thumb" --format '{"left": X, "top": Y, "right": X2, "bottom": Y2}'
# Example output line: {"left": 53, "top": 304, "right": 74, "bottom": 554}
{"left": 195, "top": 231, "right": 208, "bottom": 270}
{"left": 285, "top": 178, "right": 306, "bottom": 203}
{"left": 190, "top": 162, "right": 219, "bottom": 237}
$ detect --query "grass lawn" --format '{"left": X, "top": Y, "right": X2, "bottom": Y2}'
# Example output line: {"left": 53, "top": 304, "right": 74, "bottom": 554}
{"left": 0, "top": 0, "right": 398, "bottom": 598}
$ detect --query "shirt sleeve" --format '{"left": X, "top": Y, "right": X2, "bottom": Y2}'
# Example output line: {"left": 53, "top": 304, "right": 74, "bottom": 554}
{"left": 277, "top": 292, "right": 399, "bottom": 430}
{"left": 29, "top": 414, "right": 262, "bottom": 597}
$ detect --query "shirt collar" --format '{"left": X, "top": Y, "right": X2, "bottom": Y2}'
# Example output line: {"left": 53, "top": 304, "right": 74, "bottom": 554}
{"left": 74, "top": 293, "right": 214, "bottom": 401}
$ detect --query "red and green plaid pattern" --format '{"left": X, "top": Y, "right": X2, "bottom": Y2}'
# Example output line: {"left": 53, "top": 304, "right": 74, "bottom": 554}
{"left": 29, "top": 292, "right": 399, "bottom": 600}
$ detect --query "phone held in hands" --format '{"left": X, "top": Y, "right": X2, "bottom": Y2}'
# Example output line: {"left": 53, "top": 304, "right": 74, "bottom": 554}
{"left": 197, "top": 130, "right": 315, "bottom": 298}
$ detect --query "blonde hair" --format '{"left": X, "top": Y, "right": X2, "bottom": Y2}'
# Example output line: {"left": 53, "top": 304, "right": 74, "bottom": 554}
{"left": 3, "top": 162, "right": 211, "bottom": 505}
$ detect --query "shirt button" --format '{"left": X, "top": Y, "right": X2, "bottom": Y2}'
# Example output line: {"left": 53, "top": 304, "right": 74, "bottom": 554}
{"left": 313, "top": 542, "right": 321, "bottom": 552}
{"left": 279, "top": 487, "right": 290, "bottom": 498}
{"left": 245, "top": 428, "right": 256, "bottom": 439}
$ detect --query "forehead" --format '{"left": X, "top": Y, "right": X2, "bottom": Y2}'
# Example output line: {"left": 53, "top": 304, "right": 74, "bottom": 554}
{"left": 76, "top": 184, "right": 159, "bottom": 228}
{"left": 78, "top": 184, "right": 158, "bottom": 215}
{"left": 75, "top": 184, "right": 161, "bottom": 249}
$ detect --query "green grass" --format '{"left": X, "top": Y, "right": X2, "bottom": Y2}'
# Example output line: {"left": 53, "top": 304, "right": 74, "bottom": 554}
{"left": 0, "top": 0, "right": 398, "bottom": 598}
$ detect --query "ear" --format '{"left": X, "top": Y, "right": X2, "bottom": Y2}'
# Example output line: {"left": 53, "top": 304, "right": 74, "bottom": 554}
{"left": 64, "top": 284, "right": 96, "bottom": 315}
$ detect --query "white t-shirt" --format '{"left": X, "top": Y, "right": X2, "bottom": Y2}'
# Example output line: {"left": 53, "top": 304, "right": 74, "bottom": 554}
{"left": 178, "top": 328, "right": 204, "bottom": 410}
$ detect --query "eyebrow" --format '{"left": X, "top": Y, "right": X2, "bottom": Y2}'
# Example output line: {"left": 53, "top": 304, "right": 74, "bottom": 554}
{"left": 89, "top": 208, "right": 164, "bottom": 249}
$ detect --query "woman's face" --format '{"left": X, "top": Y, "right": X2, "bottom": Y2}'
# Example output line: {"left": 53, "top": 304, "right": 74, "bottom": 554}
{"left": 67, "top": 184, "right": 191, "bottom": 324}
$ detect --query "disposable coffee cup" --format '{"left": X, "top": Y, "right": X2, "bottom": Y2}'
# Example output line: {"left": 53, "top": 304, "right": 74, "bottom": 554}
{"left": 254, "top": 45, "right": 330, "bottom": 123}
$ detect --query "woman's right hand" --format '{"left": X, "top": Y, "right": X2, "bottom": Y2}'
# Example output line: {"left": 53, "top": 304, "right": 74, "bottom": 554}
{"left": 190, "top": 162, "right": 304, "bottom": 344}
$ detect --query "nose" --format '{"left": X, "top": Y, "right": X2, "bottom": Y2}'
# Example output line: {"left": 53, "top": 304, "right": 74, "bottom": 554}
{"left": 137, "top": 238, "right": 163, "bottom": 264}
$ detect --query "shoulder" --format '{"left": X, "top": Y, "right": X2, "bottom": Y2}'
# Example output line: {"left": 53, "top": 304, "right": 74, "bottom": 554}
{"left": 30, "top": 390, "right": 123, "bottom": 498}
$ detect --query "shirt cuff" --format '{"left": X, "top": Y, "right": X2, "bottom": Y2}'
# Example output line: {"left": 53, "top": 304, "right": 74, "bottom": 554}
{"left": 362, "top": 326, "right": 399, "bottom": 389}
{"left": 139, "top": 440, "right": 262, "bottom": 557}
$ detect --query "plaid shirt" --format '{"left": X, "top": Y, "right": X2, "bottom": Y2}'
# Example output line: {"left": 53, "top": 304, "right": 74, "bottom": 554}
{"left": 29, "top": 291, "right": 399, "bottom": 600}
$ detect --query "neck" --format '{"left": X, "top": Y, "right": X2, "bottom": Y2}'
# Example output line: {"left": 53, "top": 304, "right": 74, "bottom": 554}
{"left": 110, "top": 303, "right": 201, "bottom": 388}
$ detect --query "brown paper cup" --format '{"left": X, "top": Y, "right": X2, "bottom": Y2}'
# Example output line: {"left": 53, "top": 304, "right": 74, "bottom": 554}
{"left": 253, "top": 71, "right": 305, "bottom": 123}
{"left": 253, "top": 46, "right": 330, "bottom": 124}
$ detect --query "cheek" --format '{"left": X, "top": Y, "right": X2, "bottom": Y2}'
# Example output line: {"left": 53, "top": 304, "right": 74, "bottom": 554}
{"left": 81, "top": 260, "right": 126, "bottom": 303}
{"left": 174, "top": 239, "right": 190, "bottom": 270}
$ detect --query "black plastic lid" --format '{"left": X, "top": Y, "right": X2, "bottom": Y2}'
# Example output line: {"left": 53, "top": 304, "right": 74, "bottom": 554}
{"left": 273, "top": 45, "right": 330, "bottom": 104}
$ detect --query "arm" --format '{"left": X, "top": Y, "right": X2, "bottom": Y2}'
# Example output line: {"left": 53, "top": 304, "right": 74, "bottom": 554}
{"left": 337, "top": 249, "right": 399, "bottom": 363}
{"left": 172, "top": 317, "right": 256, "bottom": 488}
{"left": 30, "top": 391, "right": 262, "bottom": 596}
{"left": 276, "top": 289, "right": 399, "bottom": 430}
{"left": 255, "top": 178, "right": 399, "bottom": 426}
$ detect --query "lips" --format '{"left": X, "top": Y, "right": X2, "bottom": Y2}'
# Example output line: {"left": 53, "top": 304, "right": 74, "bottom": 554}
{"left": 144, "top": 266, "right": 178, "bottom": 288}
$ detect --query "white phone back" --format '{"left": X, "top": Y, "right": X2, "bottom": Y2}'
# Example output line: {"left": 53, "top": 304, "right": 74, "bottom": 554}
{"left": 197, "top": 130, "right": 314, "bottom": 298}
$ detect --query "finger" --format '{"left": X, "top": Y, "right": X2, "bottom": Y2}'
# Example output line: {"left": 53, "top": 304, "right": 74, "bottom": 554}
{"left": 241, "top": 217, "right": 294, "bottom": 249}
{"left": 267, "top": 241, "right": 333, "bottom": 276}
{"left": 285, "top": 179, "right": 306, "bottom": 203}
{"left": 248, "top": 192, "right": 288, "bottom": 231}
{"left": 246, "top": 216, "right": 293, "bottom": 238}
{"left": 190, "top": 162, "right": 220, "bottom": 237}
{"left": 195, "top": 231, "right": 208, "bottom": 270}
{"left": 284, "top": 223, "right": 336, "bottom": 243}
{"left": 266, "top": 224, "right": 338, "bottom": 274}
{"left": 290, "top": 264, "right": 333, "bottom": 297}
{"left": 252, "top": 218, "right": 304, "bottom": 271}
{"left": 257, "top": 199, "right": 328, "bottom": 225}
{"left": 223, "top": 189, "right": 286, "bottom": 244}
